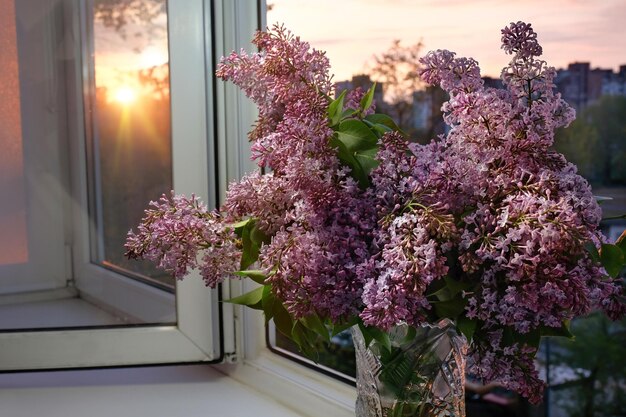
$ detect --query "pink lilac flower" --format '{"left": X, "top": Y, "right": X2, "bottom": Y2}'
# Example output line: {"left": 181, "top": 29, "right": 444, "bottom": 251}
{"left": 125, "top": 193, "right": 240, "bottom": 287}
{"left": 501, "top": 21, "right": 543, "bottom": 59}
{"left": 217, "top": 24, "right": 378, "bottom": 320}
{"left": 127, "top": 21, "right": 625, "bottom": 403}
{"left": 410, "top": 21, "right": 624, "bottom": 400}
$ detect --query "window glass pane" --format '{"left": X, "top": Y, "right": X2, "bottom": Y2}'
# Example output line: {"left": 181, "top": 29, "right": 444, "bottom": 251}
{"left": 543, "top": 314, "right": 626, "bottom": 417}
{"left": 267, "top": 2, "right": 626, "bottom": 413}
{"left": 270, "top": 327, "right": 356, "bottom": 381}
{"left": 0, "top": 0, "right": 75, "bottom": 330}
{"left": 0, "top": 0, "right": 28, "bottom": 266}
{"left": 90, "top": 0, "right": 173, "bottom": 288}
{"left": 0, "top": 0, "right": 176, "bottom": 330}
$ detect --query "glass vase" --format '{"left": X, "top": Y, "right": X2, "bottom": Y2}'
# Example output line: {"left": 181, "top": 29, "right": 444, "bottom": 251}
{"left": 351, "top": 320, "right": 467, "bottom": 417}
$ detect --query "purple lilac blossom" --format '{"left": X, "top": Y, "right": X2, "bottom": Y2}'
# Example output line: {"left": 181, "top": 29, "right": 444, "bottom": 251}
{"left": 124, "top": 193, "right": 240, "bottom": 287}
{"left": 408, "top": 21, "right": 624, "bottom": 402}
{"left": 126, "top": 21, "right": 626, "bottom": 404}
{"left": 218, "top": 25, "right": 378, "bottom": 320}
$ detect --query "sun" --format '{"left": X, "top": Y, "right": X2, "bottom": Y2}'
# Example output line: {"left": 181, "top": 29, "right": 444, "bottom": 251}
{"left": 113, "top": 86, "right": 137, "bottom": 105}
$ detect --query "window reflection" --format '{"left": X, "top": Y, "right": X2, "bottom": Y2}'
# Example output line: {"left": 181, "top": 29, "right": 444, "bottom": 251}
{"left": 90, "top": 0, "right": 173, "bottom": 287}
{"left": 545, "top": 314, "right": 626, "bottom": 417}
{"left": 0, "top": 0, "right": 29, "bottom": 266}
{"left": 0, "top": 0, "right": 176, "bottom": 330}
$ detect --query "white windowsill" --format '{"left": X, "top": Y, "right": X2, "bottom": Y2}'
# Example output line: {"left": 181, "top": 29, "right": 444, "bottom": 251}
{"left": 0, "top": 365, "right": 306, "bottom": 417}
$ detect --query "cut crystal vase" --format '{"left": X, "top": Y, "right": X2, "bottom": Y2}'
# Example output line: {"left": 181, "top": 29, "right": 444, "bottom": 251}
{"left": 351, "top": 320, "right": 467, "bottom": 417}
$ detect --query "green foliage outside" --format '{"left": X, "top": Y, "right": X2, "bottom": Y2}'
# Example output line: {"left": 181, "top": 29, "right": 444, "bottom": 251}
{"left": 554, "top": 96, "right": 626, "bottom": 186}
{"left": 275, "top": 330, "right": 356, "bottom": 378}
{"left": 549, "top": 313, "right": 626, "bottom": 417}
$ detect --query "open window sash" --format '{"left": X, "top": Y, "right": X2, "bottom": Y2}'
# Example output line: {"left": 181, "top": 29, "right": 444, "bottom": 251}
{"left": 0, "top": 0, "right": 226, "bottom": 371}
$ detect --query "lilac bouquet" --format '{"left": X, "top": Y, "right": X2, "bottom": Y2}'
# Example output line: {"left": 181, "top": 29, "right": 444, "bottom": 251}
{"left": 126, "top": 22, "right": 626, "bottom": 403}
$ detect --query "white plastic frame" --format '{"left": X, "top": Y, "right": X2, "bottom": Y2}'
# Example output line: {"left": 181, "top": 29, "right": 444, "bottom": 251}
{"left": 0, "top": 0, "right": 222, "bottom": 371}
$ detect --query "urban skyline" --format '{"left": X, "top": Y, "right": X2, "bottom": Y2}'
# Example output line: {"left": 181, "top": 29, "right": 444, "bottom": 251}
{"left": 268, "top": 0, "right": 626, "bottom": 80}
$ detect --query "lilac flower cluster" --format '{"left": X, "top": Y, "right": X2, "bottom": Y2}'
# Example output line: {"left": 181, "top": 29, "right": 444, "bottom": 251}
{"left": 217, "top": 25, "right": 377, "bottom": 321}
{"left": 125, "top": 193, "right": 240, "bottom": 287}
{"left": 126, "top": 22, "right": 626, "bottom": 403}
{"left": 359, "top": 21, "right": 624, "bottom": 401}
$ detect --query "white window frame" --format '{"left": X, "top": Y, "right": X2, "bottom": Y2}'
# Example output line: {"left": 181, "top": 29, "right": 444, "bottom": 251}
{"left": 0, "top": 0, "right": 222, "bottom": 371}
{"left": 0, "top": 0, "right": 70, "bottom": 295}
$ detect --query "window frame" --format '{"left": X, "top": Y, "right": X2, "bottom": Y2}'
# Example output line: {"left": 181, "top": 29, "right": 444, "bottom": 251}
{"left": 0, "top": 0, "right": 223, "bottom": 371}
{"left": 0, "top": 0, "right": 71, "bottom": 295}
{"left": 1, "top": 0, "right": 358, "bottom": 413}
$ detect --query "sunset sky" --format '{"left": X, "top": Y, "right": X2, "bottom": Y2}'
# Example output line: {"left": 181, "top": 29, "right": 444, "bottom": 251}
{"left": 267, "top": 0, "right": 626, "bottom": 80}
{"left": 94, "top": 10, "right": 168, "bottom": 103}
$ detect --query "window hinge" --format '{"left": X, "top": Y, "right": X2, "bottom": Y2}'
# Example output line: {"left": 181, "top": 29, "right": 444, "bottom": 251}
{"left": 223, "top": 352, "right": 238, "bottom": 363}
{"left": 65, "top": 243, "right": 76, "bottom": 287}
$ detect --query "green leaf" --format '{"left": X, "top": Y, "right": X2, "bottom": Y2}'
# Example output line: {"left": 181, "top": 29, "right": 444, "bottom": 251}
{"left": 359, "top": 83, "right": 376, "bottom": 113}
{"left": 600, "top": 243, "right": 624, "bottom": 278}
{"left": 354, "top": 153, "right": 380, "bottom": 177}
{"left": 357, "top": 322, "right": 374, "bottom": 347}
{"left": 432, "top": 296, "right": 467, "bottom": 319}
{"left": 378, "top": 351, "right": 419, "bottom": 400}
{"left": 336, "top": 119, "right": 379, "bottom": 151}
{"left": 261, "top": 285, "right": 276, "bottom": 322}
{"left": 616, "top": 230, "right": 626, "bottom": 252}
{"left": 250, "top": 223, "right": 270, "bottom": 245}
{"left": 502, "top": 326, "right": 540, "bottom": 349}
{"left": 401, "top": 326, "right": 417, "bottom": 344}
{"left": 230, "top": 218, "right": 253, "bottom": 232}
{"left": 456, "top": 316, "right": 478, "bottom": 342}
{"left": 330, "top": 317, "right": 358, "bottom": 336}
{"left": 291, "top": 322, "right": 318, "bottom": 361}
{"left": 519, "top": 328, "right": 541, "bottom": 349}
{"left": 239, "top": 225, "right": 256, "bottom": 270}
{"left": 594, "top": 195, "right": 613, "bottom": 204}
{"left": 224, "top": 286, "right": 264, "bottom": 310}
{"left": 371, "top": 123, "right": 393, "bottom": 137}
{"left": 428, "top": 275, "right": 472, "bottom": 302}
{"left": 355, "top": 147, "right": 378, "bottom": 157}
{"left": 272, "top": 301, "right": 294, "bottom": 338}
{"left": 358, "top": 322, "right": 391, "bottom": 352}
{"left": 425, "top": 276, "right": 447, "bottom": 297}
{"left": 430, "top": 286, "right": 453, "bottom": 302}
{"left": 540, "top": 320, "right": 574, "bottom": 339}
{"left": 340, "top": 108, "right": 356, "bottom": 120}
{"left": 238, "top": 219, "right": 265, "bottom": 270}
{"left": 444, "top": 275, "right": 473, "bottom": 295}
{"left": 364, "top": 113, "right": 403, "bottom": 133}
{"left": 234, "top": 270, "right": 266, "bottom": 285}
{"left": 330, "top": 135, "right": 369, "bottom": 188}
{"left": 301, "top": 314, "right": 330, "bottom": 342}
{"left": 327, "top": 90, "right": 346, "bottom": 126}
{"left": 584, "top": 241, "right": 600, "bottom": 263}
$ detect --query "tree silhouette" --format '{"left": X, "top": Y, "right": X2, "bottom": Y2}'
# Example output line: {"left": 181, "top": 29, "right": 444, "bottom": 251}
{"left": 549, "top": 313, "right": 626, "bottom": 417}
{"left": 368, "top": 39, "right": 423, "bottom": 129}
{"left": 94, "top": 0, "right": 166, "bottom": 52}
{"left": 138, "top": 63, "right": 169, "bottom": 101}
{"left": 554, "top": 96, "right": 626, "bottom": 186}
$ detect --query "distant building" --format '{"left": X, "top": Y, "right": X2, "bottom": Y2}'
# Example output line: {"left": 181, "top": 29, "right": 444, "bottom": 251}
{"left": 482, "top": 76, "right": 503, "bottom": 90}
{"left": 411, "top": 86, "right": 447, "bottom": 136}
{"left": 555, "top": 62, "right": 626, "bottom": 111}
{"left": 336, "top": 61, "right": 626, "bottom": 139}
{"left": 411, "top": 89, "right": 433, "bottom": 131}
{"left": 555, "top": 62, "right": 591, "bottom": 110}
